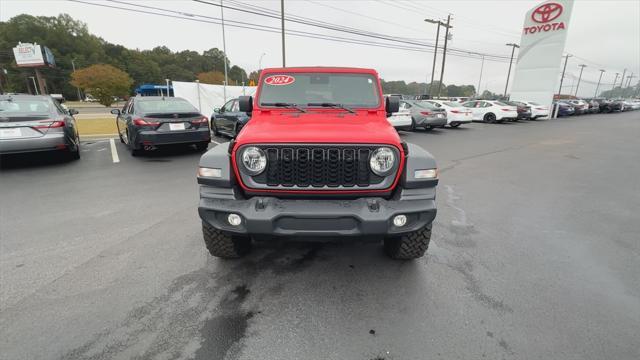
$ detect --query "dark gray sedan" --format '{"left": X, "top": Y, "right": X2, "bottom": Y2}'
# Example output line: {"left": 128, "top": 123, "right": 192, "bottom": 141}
{"left": 402, "top": 100, "right": 447, "bottom": 131}
{"left": 0, "top": 94, "right": 80, "bottom": 159}
{"left": 211, "top": 98, "right": 250, "bottom": 138}
{"left": 113, "top": 96, "right": 210, "bottom": 156}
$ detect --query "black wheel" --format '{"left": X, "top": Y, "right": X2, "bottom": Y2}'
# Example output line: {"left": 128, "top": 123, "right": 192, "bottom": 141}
{"left": 195, "top": 142, "right": 209, "bottom": 152}
{"left": 483, "top": 113, "right": 496, "bottom": 123}
{"left": 450, "top": 122, "right": 461, "bottom": 128}
{"left": 68, "top": 138, "right": 81, "bottom": 160}
{"left": 127, "top": 131, "right": 141, "bottom": 156}
{"left": 410, "top": 117, "right": 417, "bottom": 131}
{"left": 384, "top": 224, "right": 432, "bottom": 260}
{"left": 117, "top": 122, "right": 124, "bottom": 143}
{"left": 211, "top": 119, "right": 220, "bottom": 136}
{"left": 202, "top": 221, "right": 252, "bottom": 258}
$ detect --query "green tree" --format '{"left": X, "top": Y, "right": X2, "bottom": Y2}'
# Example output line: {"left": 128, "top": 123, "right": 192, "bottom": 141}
{"left": 71, "top": 64, "right": 132, "bottom": 106}
{"left": 197, "top": 71, "right": 225, "bottom": 85}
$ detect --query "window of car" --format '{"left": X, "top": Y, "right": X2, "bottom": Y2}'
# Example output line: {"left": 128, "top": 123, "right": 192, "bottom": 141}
{"left": 443, "top": 101, "right": 463, "bottom": 107}
{"left": 231, "top": 100, "right": 240, "bottom": 112}
{"left": 222, "top": 99, "right": 235, "bottom": 113}
{"left": 0, "top": 98, "right": 53, "bottom": 115}
{"left": 136, "top": 98, "right": 198, "bottom": 114}
{"left": 479, "top": 102, "right": 490, "bottom": 108}
{"left": 462, "top": 101, "right": 475, "bottom": 107}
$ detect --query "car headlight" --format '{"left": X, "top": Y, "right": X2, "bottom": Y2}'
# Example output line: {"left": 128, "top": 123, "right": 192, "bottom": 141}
{"left": 369, "top": 147, "right": 395, "bottom": 176}
{"left": 241, "top": 146, "right": 267, "bottom": 175}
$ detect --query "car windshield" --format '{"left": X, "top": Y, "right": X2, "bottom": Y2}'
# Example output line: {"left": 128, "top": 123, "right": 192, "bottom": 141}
{"left": 0, "top": 99, "right": 53, "bottom": 115}
{"left": 137, "top": 99, "right": 197, "bottom": 113}
{"left": 443, "top": 101, "right": 463, "bottom": 107}
{"left": 258, "top": 73, "right": 380, "bottom": 108}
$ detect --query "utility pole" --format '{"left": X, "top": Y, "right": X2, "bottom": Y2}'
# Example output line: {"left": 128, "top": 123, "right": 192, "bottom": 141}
{"left": 594, "top": 69, "right": 605, "bottom": 98}
{"left": 611, "top": 72, "right": 619, "bottom": 97}
{"left": 477, "top": 55, "right": 485, "bottom": 98}
{"left": 281, "top": 0, "right": 286, "bottom": 67}
{"left": 626, "top": 74, "right": 636, "bottom": 97}
{"left": 554, "top": 54, "right": 571, "bottom": 118}
{"left": 437, "top": 14, "right": 452, "bottom": 98}
{"left": 574, "top": 64, "right": 587, "bottom": 97}
{"left": 165, "top": 78, "right": 170, "bottom": 97}
{"left": 504, "top": 43, "right": 519, "bottom": 98}
{"left": 424, "top": 18, "right": 441, "bottom": 95}
{"left": 220, "top": 0, "right": 229, "bottom": 103}
{"left": 619, "top": 68, "right": 626, "bottom": 89}
{"left": 71, "top": 59, "right": 82, "bottom": 101}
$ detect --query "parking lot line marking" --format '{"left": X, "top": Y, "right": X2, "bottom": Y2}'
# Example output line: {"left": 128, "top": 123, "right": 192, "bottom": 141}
{"left": 210, "top": 139, "right": 220, "bottom": 145}
{"left": 109, "top": 138, "right": 120, "bottom": 163}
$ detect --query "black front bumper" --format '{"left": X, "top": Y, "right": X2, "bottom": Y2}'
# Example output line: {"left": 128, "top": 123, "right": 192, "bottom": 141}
{"left": 199, "top": 187, "right": 436, "bottom": 237}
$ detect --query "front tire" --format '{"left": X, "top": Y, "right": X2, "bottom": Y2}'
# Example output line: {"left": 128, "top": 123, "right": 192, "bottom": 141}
{"left": 202, "top": 222, "right": 252, "bottom": 258}
{"left": 384, "top": 224, "right": 432, "bottom": 260}
{"left": 211, "top": 120, "right": 220, "bottom": 136}
{"left": 483, "top": 113, "right": 496, "bottom": 123}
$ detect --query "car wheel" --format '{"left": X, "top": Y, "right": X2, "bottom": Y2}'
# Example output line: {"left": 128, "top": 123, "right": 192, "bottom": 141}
{"left": 211, "top": 120, "right": 220, "bottom": 136}
{"left": 68, "top": 139, "right": 81, "bottom": 160}
{"left": 410, "top": 117, "right": 417, "bottom": 131}
{"left": 202, "top": 221, "right": 251, "bottom": 258}
{"left": 384, "top": 224, "right": 432, "bottom": 260}
{"left": 116, "top": 123, "right": 124, "bottom": 143}
{"left": 127, "top": 131, "right": 141, "bottom": 157}
{"left": 483, "top": 113, "right": 496, "bottom": 123}
{"left": 195, "top": 142, "right": 209, "bottom": 152}
{"left": 450, "top": 122, "right": 461, "bottom": 128}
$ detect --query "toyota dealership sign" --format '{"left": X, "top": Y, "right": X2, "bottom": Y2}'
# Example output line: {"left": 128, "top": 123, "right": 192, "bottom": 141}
{"left": 12, "top": 42, "right": 55, "bottom": 68}
{"left": 510, "top": 0, "right": 574, "bottom": 116}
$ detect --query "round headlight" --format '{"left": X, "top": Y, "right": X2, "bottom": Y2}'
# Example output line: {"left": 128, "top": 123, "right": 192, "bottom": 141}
{"left": 241, "top": 146, "right": 267, "bottom": 175}
{"left": 369, "top": 147, "right": 395, "bottom": 176}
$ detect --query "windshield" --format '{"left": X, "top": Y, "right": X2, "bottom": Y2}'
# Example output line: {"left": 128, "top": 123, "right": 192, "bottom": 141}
{"left": 137, "top": 99, "right": 198, "bottom": 114}
{"left": 258, "top": 73, "right": 380, "bottom": 108}
{"left": 0, "top": 99, "right": 53, "bottom": 115}
{"left": 443, "top": 101, "right": 463, "bottom": 107}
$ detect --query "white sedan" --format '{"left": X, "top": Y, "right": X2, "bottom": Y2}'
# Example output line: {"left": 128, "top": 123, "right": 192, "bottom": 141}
{"left": 511, "top": 100, "right": 550, "bottom": 119}
{"left": 424, "top": 100, "right": 473, "bottom": 127}
{"left": 386, "top": 101, "right": 412, "bottom": 130}
{"left": 462, "top": 100, "right": 518, "bottom": 123}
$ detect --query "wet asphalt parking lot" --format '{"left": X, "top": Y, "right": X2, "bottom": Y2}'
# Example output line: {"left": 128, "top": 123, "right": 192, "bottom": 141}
{"left": 1, "top": 112, "right": 639, "bottom": 360}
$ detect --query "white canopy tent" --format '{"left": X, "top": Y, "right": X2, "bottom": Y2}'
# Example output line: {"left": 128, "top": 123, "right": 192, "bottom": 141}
{"left": 172, "top": 81, "right": 257, "bottom": 116}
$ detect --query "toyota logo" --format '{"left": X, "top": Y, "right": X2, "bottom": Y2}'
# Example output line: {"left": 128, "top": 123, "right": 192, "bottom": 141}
{"left": 531, "top": 2, "right": 563, "bottom": 23}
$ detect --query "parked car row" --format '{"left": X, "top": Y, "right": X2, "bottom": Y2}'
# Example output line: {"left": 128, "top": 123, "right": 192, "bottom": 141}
{"left": 552, "top": 98, "right": 640, "bottom": 117}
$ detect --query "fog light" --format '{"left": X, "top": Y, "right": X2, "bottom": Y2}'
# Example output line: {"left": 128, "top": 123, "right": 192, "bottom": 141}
{"left": 227, "top": 213, "right": 242, "bottom": 226}
{"left": 393, "top": 214, "right": 407, "bottom": 227}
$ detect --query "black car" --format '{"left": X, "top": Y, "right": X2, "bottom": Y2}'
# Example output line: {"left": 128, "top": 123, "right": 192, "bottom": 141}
{"left": 585, "top": 99, "right": 600, "bottom": 114}
{"left": 592, "top": 98, "right": 622, "bottom": 113}
{"left": 112, "top": 96, "right": 210, "bottom": 156}
{"left": 211, "top": 98, "right": 250, "bottom": 138}
{"left": 506, "top": 101, "right": 532, "bottom": 120}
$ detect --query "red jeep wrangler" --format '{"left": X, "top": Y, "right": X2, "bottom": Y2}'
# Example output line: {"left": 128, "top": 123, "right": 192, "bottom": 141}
{"left": 197, "top": 67, "right": 438, "bottom": 259}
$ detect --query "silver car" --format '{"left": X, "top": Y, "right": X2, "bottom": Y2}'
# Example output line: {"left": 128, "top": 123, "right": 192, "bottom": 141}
{"left": 401, "top": 100, "right": 447, "bottom": 131}
{"left": 0, "top": 95, "right": 80, "bottom": 159}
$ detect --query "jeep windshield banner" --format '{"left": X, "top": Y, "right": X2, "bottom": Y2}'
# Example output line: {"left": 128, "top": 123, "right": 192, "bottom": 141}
{"left": 509, "top": 0, "right": 574, "bottom": 117}
{"left": 258, "top": 73, "right": 381, "bottom": 108}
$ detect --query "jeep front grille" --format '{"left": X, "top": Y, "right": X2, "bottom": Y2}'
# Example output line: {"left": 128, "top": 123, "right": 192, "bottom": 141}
{"left": 237, "top": 144, "right": 399, "bottom": 190}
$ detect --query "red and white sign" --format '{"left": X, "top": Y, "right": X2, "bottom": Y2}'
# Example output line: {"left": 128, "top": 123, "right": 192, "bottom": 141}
{"left": 264, "top": 75, "right": 295, "bottom": 86}
{"left": 524, "top": 2, "right": 565, "bottom": 34}
{"left": 12, "top": 43, "right": 45, "bottom": 67}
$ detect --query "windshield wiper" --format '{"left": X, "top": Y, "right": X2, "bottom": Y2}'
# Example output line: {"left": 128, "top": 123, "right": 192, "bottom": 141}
{"left": 307, "top": 102, "right": 356, "bottom": 114}
{"left": 261, "top": 102, "right": 306, "bottom": 113}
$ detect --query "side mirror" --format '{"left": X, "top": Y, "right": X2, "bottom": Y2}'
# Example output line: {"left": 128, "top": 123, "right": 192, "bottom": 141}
{"left": 110, "top": 109, "right": 120, "bottom": 115}
{"left": 213, "top": 107, "right": 221, "bottom": 114}
{"left": 238, "top": 96, "right": 253, "bottom": 113}
{"left": 385, "top": 95, "right": 400, "bottom": 116}
{"left": 68, "top": 108, "right": 79, "bottom": 115}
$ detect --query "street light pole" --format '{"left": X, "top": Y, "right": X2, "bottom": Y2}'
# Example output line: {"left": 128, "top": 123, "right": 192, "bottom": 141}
{"left": 594, "top": 69, "right": 605, "bottom": 98}
{"left": 220, "top": 0, "right": 229, "bottom": 103}
{"left": 424, "top": 18, "right": 441, "bottom": 95}
{"left": 258, "top": 52, "right": 266, "bottom": 72}
{"left": 554, "top": 54, "right": 571, "bottom": 118}
{"left": 281, "top": 0, "right": 286, "bottom": 67}
{"left": 611, "top": 72, "right": 619, "bottom": 95}
{"left": 477, "top": 55, "right": 485, "bottom": 98}
{"left": 574, "top": 64, "right": 587, "bottom": 97}
{"left": 437, "top": 14, "right": 452, "bottom": 98}
{"left": 504, "top": 43, "right": 520, "bottom": 98}
{"left": 619, "top": 68, "right": 626, "bottom": 88}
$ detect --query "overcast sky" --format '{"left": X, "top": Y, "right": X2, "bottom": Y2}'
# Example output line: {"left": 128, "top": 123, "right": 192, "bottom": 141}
{"left": 2, "top": 0, "right": 639, "bottom": 96}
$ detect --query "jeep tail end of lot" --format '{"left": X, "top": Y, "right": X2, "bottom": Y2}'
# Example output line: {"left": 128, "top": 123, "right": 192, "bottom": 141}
{"left": 196, "top": 67, "right": 439, "bottom": 260}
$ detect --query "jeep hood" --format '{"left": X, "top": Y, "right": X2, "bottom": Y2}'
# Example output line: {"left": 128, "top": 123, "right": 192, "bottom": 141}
{"left": 235, "top": 111, "right": 401, "bottom": 146}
